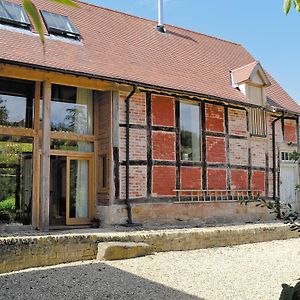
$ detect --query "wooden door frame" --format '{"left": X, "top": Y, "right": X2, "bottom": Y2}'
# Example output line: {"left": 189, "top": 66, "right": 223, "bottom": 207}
{"left": 50, "top": 151, "right": 94, "bottom": 225}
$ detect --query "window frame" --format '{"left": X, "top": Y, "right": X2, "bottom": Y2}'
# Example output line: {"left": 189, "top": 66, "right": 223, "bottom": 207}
{"left": 40, "top": 10, "right": 80, "bottom": 39}
{"left": 179, "top": 99, "right": 201, "bottom": 162}
{"left": 0, "top": 0, "right": 31, "bottom": 29}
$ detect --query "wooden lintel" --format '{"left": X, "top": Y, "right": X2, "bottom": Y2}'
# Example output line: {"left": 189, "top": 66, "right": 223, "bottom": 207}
{"left": 0, "top": 63, "right": 132, "bottom": 92}
{"left": 50, "top": 131, "right": 95, "bottom": 142}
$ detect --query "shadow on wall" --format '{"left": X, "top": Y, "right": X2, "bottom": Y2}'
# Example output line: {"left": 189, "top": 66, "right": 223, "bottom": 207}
{"left": 0, "top": 262, "right": 204, "bottom": 300}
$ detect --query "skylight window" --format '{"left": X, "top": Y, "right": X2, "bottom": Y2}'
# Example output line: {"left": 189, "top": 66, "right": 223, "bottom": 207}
{"left": 41, "top": 10, "right": 80, "bottom": 39}
{"left": 0, "top": 0, "right": 30, "bottom": 28}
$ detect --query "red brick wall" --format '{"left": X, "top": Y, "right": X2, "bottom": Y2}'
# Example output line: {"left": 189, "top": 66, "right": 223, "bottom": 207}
{"left": 228, "top": 108, "right": 247, "bottom": 136}
{"left": 231, "top": 169, "right": 248, "bottom": 190}
{"left": 205, "top": 103, "right": 224, "bottom": 133}
{"left": 115, "top": 91, "right": 298, "bottom": 209}
{"left": 119, "top": 92, "right": 146, "bottom": 125}
{"left": 152, "top": 131, "right": 176, "bottom": 161}
{"left": 119, "top": 128, "right": 147, "bottom": 161}
{"left": 206, "top": 136, "right": 226, "bottom": 163}
{"left": 251, "top": 140, "right": 266, "bottom": 168}
{"left": 207, "top": 169, "right": 227, "bottom": 189}
{"left": 229, "top": 139, "right": 248, "bottom": 166}
{"left": 152, "top": 166, "right": 176, "bottom": 196}
{"left": 120, "top": 166, "right": 147, "bottom": 199}
{"left": 152, "top": 95, "right": 175, "bottom": 127}
{"left": 284, "top": 119, "right": 297, "bottom": 144}
{"left": 180, "top": 167, "right": 201, "bottom": 189}
{"left": 252, "top": 171, "right": 265, "bottom": 194}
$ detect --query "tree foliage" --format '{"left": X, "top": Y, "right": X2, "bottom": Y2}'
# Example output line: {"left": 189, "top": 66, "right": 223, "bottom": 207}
{"left": 284, "top": 0, "right": 300, "bottom": 14}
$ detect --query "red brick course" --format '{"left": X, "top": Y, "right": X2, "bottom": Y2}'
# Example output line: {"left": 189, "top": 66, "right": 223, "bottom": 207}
{"left": 152, "top": 166, "right": 176, "bottom": 196}
{"left": 205, "top": 103, "right": 225, "bottom": 133}
{"left": 206, "top": 137, "right": 226, "bottom": 163}
{"left": 284, "top": 119, "right": 297, "bottom": 144}
{"left": 180, "top": 167, "right": 202, "bottom": 189}
{"left": 228, "top": 108, "right": 247, "bottom": 136}
{"left": 152, "top": 95, "right": 175, "bottom": 127}
{"left": 231, "top": 169, "right": 248, "bottom": 190}
{"left": 207, "top": 169, "right": 227, "bottom": 189}
{"left": 119, "top": 92, "right": 146, "bottom": 125}
{"left": 152, "top": 131, "right": 176, "bottom": 161}
{"left": 252, "top": 171, "right": 265, "bottom": 193}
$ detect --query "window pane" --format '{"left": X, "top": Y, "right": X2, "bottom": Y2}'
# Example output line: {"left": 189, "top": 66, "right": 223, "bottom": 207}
{"left": 0, "top": 0, "right": 30, "bottom": 27}
{"left": 51, "top": 85, "right": 93, "bottom": 134}
{"left": 51, "top": 140, "right": 93, "bottom": 152}
{"left": 41, "top": 10, "right": 79, "bottom": 37}
{"left": 69, "top": 159, "right": 89, "bottom": 219}
{"left": 0, "top": 78, "right": 34, "bottom": 128}
{"left": 180, "top": 102, "right": 200, "bottom": 161}
{"left": 0, "top": 135, "right": 33, "bottom": 225}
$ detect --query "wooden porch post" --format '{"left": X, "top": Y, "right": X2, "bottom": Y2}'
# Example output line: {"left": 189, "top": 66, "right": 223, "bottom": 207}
{"left": 31, "top": 81, "right": 41, "bottom": 229}
{"left": 39, "top": 81, "right": 51, "bottom": 231}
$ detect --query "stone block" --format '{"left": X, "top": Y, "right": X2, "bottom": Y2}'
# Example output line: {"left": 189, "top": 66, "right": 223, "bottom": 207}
{"left": 96, "top": 242, "right": 152, "bottom": 261}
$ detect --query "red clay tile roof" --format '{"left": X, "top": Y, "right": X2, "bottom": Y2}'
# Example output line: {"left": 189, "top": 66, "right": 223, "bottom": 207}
{"left": 0, "top": 0, "right": 299, "bottom": 113}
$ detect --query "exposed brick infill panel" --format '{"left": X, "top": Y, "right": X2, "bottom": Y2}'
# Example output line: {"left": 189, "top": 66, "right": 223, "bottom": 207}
{"left": 207, "top": 169, "right": 227, "bottom": 189}
{"left": 206, "top": 136, "right": 226, "bottom": 163}
{"left": 119, "top": 92, "right": 146, "bottom": 125}
{"left": 152, "top": 131, "right": 176, "bottom": 161}
{"left": 228, "top": 108, "right": 247, "bottom": 136}
{"left": 284, "top": 119, "right": 297, "bottom": 144}
{"left": 151, "top": 95, "right": 175, "bottom": 127}
{"left": 252, "top": 170, "right": 265, "bottom": 194}
{"left": 251, "top": 140, "right": 266, "bottom": 168}
{"left": 152, "top": 166, "right": 176, "bottom": 196}
{"left": 180, "top": 167, "right": 202, "bottom": 189}
{"left": 229, "top": 139, "right": 248, "bottom": 165}
{"left": 231, "top": 169, "right": 248, "bottom": 190}
{"left": 119, "top": 128, "right": 147, "bottom": 161}
{"left": 205, "top": 103, "right": 225, "bottom": 133}
{"left": 120, "top": 166, "right": 147, "bottom": 199}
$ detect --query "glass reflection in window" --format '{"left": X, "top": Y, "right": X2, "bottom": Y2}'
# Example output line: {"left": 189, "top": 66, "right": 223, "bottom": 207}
{"left": 180, "top": 102, "right": 200, "bottom": 161}
{"left": 51, "top": 85, "right": 93, "bottom": 134}
{"left": 0, "top": 78, "right": 34, "bottom": 128}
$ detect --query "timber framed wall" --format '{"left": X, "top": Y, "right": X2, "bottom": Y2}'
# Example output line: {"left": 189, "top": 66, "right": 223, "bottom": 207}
{"left": 108, "top": 91, "right": 299, "bottom": 224}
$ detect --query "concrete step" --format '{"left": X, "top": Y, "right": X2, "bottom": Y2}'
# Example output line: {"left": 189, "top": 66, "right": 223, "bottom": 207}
{"left": 96, "top": 242, "right": 152, "bottom": 261}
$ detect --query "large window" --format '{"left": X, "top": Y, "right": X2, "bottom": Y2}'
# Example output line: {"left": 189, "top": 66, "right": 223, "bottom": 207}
{"left": 180, "top": 102, "right": 200, "bottom": 161}
{"left": 0, "top": 135, "right": 33, "bottom": 225}
{"left": 0, "top": 78, "right": 34, "bottom": 128}
{"left": 51, "top": 85, "right": 93, "bottom": 135}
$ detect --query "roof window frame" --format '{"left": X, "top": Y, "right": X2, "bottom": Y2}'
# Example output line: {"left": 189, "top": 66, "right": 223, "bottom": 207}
{"left": 40, "top": 10, "right": 80, "bottom": 40}
{"left": 0, "top": 0, "right": 31, "bottom": 29}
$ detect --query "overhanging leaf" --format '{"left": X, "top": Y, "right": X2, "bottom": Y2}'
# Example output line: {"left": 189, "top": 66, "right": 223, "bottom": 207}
{"left": 49, "top": 0, "right": 79, "bottom": 8}
{"left": 284, "top": 0, "right": 292, "bottom": 14}
{"left": 23, "top": 0, "right": 44, "bottom": 43}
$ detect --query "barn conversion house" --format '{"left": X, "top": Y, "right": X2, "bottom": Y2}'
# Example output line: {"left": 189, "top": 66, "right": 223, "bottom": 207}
{"left": 0, "top": 0, "right": 299, "bottom": 230}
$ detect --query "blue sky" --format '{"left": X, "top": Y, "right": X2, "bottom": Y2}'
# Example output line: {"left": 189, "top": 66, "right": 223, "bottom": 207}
{"left": 85, "top": 0, "right": 300, "bottom": 104}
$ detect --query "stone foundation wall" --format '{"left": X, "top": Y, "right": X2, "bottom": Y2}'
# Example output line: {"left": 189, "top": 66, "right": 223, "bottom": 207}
{"left": 1, "top": 223, "right": 299, "bottom": 274}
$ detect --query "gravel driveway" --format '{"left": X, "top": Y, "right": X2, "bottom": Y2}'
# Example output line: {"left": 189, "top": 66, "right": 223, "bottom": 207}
{"left": 1, "top": 238, "right": 300, "bottom": 300}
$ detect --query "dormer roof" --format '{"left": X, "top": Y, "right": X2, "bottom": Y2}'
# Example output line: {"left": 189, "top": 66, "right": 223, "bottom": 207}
{"left": 231, "top": 62, "right": 271, "bottom": 87}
